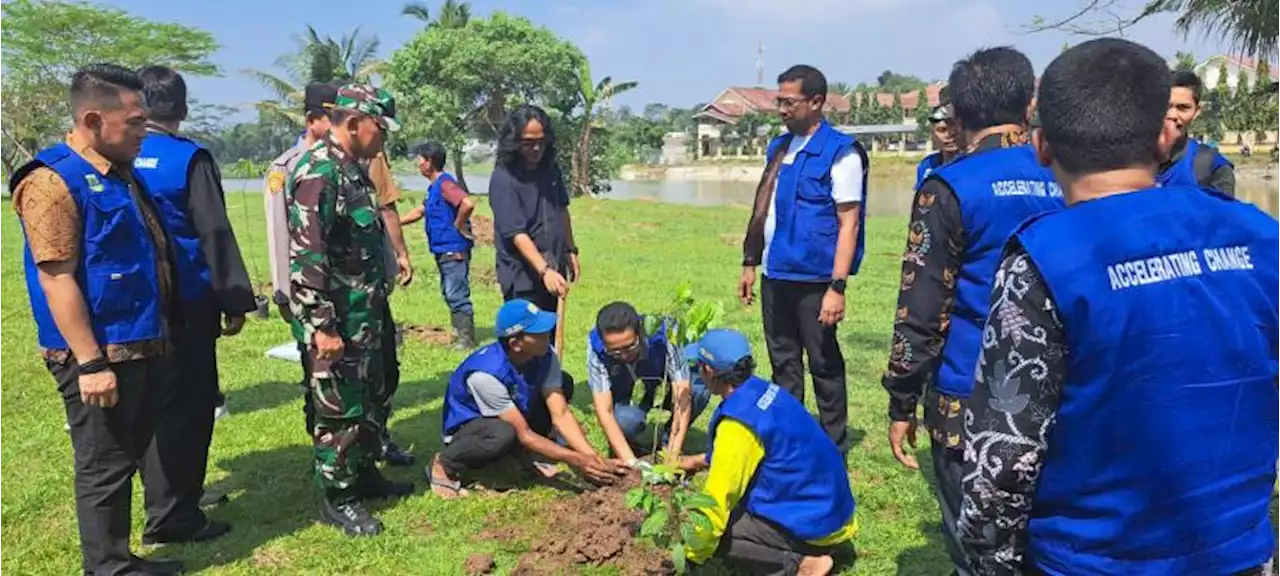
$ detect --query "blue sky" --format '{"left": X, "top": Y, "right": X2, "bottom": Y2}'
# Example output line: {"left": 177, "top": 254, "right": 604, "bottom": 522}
{"left": 102, "top": 0, "right": 1234, "bottom": 124}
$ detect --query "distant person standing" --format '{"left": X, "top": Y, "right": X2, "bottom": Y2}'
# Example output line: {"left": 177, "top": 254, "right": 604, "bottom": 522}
{"left": 133, "top": 65, "right": 250, "bottom": 545}
{"left": 961, "top": 38, "right": 1277, "bottom": 575}
{"left": 738, "top": 64, "right": 868, "bottom": 452}
{"left": 915, "top": 103, "right": 958, "bottom": 189}
{"left": 1159, "top": 70, "right": 1235, "bottom": 195}
{"left": 880, "top": 47, "right": 1065, "bottom": 576}
{"left": 13, "top": 63, "right": 183, "bottom": 575}
{"left": 400, "top": 141, "right": 478, "bottom": 349}
{"left": 489, "top": 104, "right": 579, "bottom": 314}
{"left": 286, "top": 84, "right": 411, "bottom": 537}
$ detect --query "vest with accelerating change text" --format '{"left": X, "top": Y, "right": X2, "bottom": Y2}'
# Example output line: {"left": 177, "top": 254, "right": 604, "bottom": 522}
{"left": 442, "top": 342, "right": 554, "bottom": 437}
{"left": 933, "top": 145, "right": 1065, "bottom": 397}
{"left": 424, "top": 172, "right": 472, "bottom": 255}
{"left": 764, "top": 122, "right": 869, "bottom": 281}
{"left": 1016, "top": 186, "right": 1278, "bottom": 575}
{"left": 915, "top": 151, "right": 943, "bottom": 190}
{"left": 588, "top": 317, "right": 671, "bottom": 400}
{"left": 1157, "top": 137, "right": 1233, "bottom": 195}
{"left": 135, "top": 131, "right": 213, "bottom": 303}
{"left": 707, "top": 376, "right": 855, "bottom": 541}
{"left": 16, "top": 143, "right": 164, "bottom": 350}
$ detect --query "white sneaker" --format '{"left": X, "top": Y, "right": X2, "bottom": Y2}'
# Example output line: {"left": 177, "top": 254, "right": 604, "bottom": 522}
{"left": 214, "top": 403, "right": 229, "bottom": 421}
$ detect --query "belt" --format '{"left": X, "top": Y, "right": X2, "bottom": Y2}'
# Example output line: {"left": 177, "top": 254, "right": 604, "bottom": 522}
{"left": 438, "top": 251, "right": 467, "bottom": 262}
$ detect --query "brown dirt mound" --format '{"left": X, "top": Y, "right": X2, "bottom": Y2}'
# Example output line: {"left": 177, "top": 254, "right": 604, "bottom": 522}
{"left": 472, "top": 214, "right": 495, "bottom": 246}
{"left": 404, "top": 323, "right": 453, "bottom": 346}
{"left": 506, "top": 478, "right": 672, "bottom": 576}
{"left": 464, "top": 553, "right": 496, "bottom": 575}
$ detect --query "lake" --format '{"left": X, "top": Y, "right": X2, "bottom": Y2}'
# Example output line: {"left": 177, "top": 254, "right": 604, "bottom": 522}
{"left": 222, "top": 170, "right": 1279, "bottom": 217}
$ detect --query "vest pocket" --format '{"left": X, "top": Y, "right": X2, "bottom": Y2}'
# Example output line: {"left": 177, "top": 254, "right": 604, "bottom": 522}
{"left": 85, "top": 265, "right": 148, "bottom": 320}
{"left": 83, "top": 191, "right": 142, "bottom": 255}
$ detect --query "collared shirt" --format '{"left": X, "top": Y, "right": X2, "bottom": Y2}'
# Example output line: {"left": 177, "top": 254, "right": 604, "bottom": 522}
{"left": 881, "top": 130, "right": 1029, "bottom": 447}
{"left": 956, "top": 241, "right": 1065, "bottom": 576}
{"left": 761, "top": 135, "right": 865, "bottom": 277}
{"left": 265, "top": 139, "right": 308, "bottom": 303}
{"left": 489, "top": 162, "right": 571, "bottom": 294}
{"left": 145, "top": 124, "right": 255, "bottom": 318}
{"left": 586, "top": 333, "right": 690, "bottom": 396}
{"left": 687, "top": 418, "right": 859, "bottom": 564}
{"left": 14, "top": 131, "right": 177, "bottom": 362}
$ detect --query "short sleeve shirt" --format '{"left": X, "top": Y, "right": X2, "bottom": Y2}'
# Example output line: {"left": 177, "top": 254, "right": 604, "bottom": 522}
{"left": 488, "top": 162, "right": 571, "bottom": 294}
{"left": 465, "top": 353, "right": 565, "bottom": 416}
{"left": 587, "top": 335, "right": 691, "bottom": 395}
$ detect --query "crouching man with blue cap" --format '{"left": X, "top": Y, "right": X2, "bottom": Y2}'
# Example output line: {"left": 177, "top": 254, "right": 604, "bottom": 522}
{"left": 428, "top": 299, "right": 629, "bottom": 498}
{"left": 678, "top": 329, "right": 856, "bottom": 576}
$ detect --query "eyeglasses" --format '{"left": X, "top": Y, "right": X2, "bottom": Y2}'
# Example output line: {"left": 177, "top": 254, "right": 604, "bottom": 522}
{"left": 518, "top": 138, "right": 545, "bottom": 150}
{"left": 605, "top": 338, "right": 641, "bottom": 359}
{"left": 774, "top": 96, "right": 812, "bottom": 110}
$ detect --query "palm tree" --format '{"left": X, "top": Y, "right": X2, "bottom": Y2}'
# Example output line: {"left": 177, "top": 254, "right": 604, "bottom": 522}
{"left": 1143, "top": 0, "right": 1276, "bottom": 59}
{"left": 402, "top": 0, "right": 472, "bottom": 29}
{"left": 242, "top": 26, "right": 382, "bottom": 127}
{"left": 572, "top": 60, "right": 637, "bottom": 196}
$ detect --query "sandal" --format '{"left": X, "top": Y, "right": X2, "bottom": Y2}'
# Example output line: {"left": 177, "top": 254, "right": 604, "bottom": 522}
{"left": 428, "top": 475, "right": 470, "bottom": 499}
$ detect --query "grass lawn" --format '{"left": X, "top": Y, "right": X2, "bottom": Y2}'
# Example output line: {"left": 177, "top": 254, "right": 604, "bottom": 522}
{"left": 0, "top": 193, "right": 954, "bottom": 575}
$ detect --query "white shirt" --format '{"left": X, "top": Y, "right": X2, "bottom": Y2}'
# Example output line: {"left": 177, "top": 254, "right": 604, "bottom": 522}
{"left": 762, "top": 135, "right": 865, "bottom": 277}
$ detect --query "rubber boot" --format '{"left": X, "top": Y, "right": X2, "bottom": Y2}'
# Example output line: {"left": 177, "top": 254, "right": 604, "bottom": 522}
{"left": 321, "top": 489, "right": 382, "bottom": 537}
{"left": 452, "top": 310, "right": 477, "bottom": 350}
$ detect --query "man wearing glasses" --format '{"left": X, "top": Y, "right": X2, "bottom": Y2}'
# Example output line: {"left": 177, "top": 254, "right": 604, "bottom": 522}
{"left": 739, "top": 64, "right": 868, "bottom": 453}
{"left": 585, "top": 301, "right": 711, "bottom": 466}
{"left": 286, "top": 84, "right": 411, "bottom": 537}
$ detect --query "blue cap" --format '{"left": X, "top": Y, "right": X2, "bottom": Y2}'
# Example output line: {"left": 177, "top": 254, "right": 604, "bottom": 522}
{"left": 686, "top": 329, "right": 753, "bottom": 371}
{"left": 495, "top": 299, "right": 557, "bottom": 338}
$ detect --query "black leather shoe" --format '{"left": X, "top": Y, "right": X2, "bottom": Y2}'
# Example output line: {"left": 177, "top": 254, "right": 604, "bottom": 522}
{"left": 129, "top": 554, "right": 184, "bottom": 575}
{"left": 198, "top": 488, "right": 229, "bottom": 508}
{"left": 357, "top": 466, "right": 414, "bottom": 500}
{"left": 378, "top": 442, "right": 415, "bottom": 467}
{"left": 321, "top": 498, "right": 382, "bottom": 537}
{"left": 141, "top": 520, "right": 231, "bottom": 545}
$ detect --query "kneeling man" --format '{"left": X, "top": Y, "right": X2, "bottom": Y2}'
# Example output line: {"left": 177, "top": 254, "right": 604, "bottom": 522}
{"left": 681, "top": 329, "right": 856, "bottom": 576}
{"left": 428, "top": 299, "right": 628, "bottom": 497}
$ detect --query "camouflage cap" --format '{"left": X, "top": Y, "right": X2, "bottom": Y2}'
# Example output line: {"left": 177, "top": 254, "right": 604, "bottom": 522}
{"left": 334, "top": 84, "right": 400, "bottom": 132}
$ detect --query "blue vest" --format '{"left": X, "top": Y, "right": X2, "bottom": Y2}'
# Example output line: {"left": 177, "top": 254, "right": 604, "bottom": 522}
{"left": 135, "top": 132, "right": 212, "bottom": 302}
{"left": 933, "top": 145, "right": 1066, "bottom": 397}
{"left": 1158, "top": 138, "right": 1233, "bottom": 193}
{"left": 915, "top": 152, "right": 942, "bottom": 190}
{"left": 765, "top": 122, "right": 868, "bottom": 281}
{"left": 16, "top": 144, "right": 164, "bottom": 350}
{"left": 424, "top": 172, "right": 471, "bottom": 255}
{"left": 1017, "top": 186, "right": 1278, "bottom": 575}
{"left": 707, "top": 376, "right": 855, "bottom": 541}
{"left": 442, "top": 342, "right": 554, "bottom": 437}
{"left": 587, "top": 318, "right": 671, "bottom": 400}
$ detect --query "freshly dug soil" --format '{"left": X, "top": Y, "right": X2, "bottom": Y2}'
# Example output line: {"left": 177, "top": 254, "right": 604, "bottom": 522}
{"left": 464, "top": 553, "right": 496, "bottom": 575}
{"left": 404, "top": 323, "right": 453, "bottom": 346}
{"left": 481, "top": 476, "right": 672, "bottom": 575}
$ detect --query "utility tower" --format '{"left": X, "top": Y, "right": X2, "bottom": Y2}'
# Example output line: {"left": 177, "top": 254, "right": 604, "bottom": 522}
{"left": 756, "top": 40, "right": 765, "bottom": 86}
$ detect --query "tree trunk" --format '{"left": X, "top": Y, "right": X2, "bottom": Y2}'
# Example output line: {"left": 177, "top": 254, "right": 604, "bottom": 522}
{"left": 452, "top": 149, "right": 470, "bottom": 193}
{"left": 576, "top": 116, "right": 594, "bottom": 196}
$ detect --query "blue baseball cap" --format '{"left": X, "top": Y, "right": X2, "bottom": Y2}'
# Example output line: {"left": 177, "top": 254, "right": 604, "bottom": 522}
{"left": 495, "top": 299, "right": 557, "bottom": 338}
{"left": 685, "top": 329, "right": 753, "bottom": 371}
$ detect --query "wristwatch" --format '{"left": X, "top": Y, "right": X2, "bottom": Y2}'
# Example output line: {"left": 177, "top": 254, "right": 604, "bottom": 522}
{"left": 829, "top": 278, "right": 847, "bottom": 295}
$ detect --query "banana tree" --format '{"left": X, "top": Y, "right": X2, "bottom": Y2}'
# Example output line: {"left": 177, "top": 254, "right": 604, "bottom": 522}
{"left": 573, "top": 60, "right": 637, "bottom": 196}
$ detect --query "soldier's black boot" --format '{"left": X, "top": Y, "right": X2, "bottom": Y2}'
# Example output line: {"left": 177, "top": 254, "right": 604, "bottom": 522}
{"left": 378, "top": 441, "right": 415, "bottom": 467}
{"left": 356, "top": 465, "right": 414, "bottom": 500}
{"left": 321, "top": 490, "right": 382, "bottom": 537}
{"left": 451, "top": 310, "right": 477, "bottom": 350}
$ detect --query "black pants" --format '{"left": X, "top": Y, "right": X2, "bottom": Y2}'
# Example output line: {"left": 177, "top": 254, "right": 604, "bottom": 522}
{"left": 53, "top": 355, "right": 166, "bottom": 576}
{"left": 713, "top": 509, "right": 837, "bottom": 576}
{"left": 760, "top": 277, "right": 848, "bottom": 451}
{"left": 502, "top": 284, "right": 559, "bottom": 314}
{"left": 303, "top": 304, "right": 398, "bottom": 440}
{"left": 142, "top": 299, "right": 218, "bottom": 539}
{"left": 438, "top": 374, "right": 573, "bottom": 476}
{"left": 930, "top": 439, "right": 975, "bottom": 576}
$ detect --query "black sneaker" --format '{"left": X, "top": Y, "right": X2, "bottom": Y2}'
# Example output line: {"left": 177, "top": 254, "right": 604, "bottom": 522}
{"left": 356, "top": 467, "right": 414, "bottom": 500}
{"left": 377, "top": 442, "right": 415, "bottom": 467}
{"left": 321, "top": 498, "right": 383, "bottom": 537}
{"left": 128, "top": 554, "right": 184, "bottom": 575}
{"left": 141, "top": 520, "right": 231, "bottom": 545}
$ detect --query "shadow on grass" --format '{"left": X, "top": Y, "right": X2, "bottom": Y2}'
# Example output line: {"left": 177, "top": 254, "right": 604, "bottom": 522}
{"left": 895, "top": 443, "right": 955, "bottom": 576}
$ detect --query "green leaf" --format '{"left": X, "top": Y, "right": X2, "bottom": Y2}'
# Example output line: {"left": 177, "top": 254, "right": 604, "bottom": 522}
{"left": 640, "top": 491, "right": 659, "bottom": 514}
{"left": 641, "top": 508, "right": 669, "bottom": 537}
{"left": 682, "top": 492, "right": 717, "bottom": 510}
{"left": 625, "top": 487, "right": 646, "bottom": 509}
{"left": 679, "top": 522, "right": 697, "bottom": 546}
{"left": 671, "top": 544, "right": 688, "bottom": 574}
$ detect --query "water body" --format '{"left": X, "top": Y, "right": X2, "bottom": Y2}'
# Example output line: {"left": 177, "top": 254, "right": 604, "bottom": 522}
{"left": 223, "top": 171, "right": 1278, "bottom": 217}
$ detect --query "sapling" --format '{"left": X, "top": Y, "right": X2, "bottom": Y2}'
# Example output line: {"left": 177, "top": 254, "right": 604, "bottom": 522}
{"left": 626, "top": 465, "right": 716, "bottom": 574}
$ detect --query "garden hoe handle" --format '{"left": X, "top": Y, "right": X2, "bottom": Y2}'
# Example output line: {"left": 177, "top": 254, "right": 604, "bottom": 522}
{"left": 554, "top": 294, "right": 567, "bottom": 362}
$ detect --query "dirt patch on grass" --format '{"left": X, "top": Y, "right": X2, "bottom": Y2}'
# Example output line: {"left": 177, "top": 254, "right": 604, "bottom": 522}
{"left": 505, "top": 476, "right": 671, "bottom": 575}
{"left": 473, "top": 265, "right": 498, "bottom": 287}
{"left": 718, "top": 234, "right": 738, "bottom": 246}
{"left": 464, "top": 553, "right": 496, "bottom": 575}
{"left": 472, "top": 214, "right": 495, "bottom": 246}
{"left": 251, "top": 545, "right": 293, "bottom": 570}
{"left": 404, "top": 323, "right": 453, "bottom": 346}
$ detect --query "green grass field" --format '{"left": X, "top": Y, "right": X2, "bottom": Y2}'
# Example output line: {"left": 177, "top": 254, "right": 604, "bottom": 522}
{"left": 0, "top": 194, "right": 956, "bottom": 575}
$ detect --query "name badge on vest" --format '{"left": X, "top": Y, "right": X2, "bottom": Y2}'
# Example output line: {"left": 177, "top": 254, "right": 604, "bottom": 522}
{"left": 134, "top": 157, "right": 158, "bottom": 169}
{"left": 84, "top": 174, "right": 105, "bottom": 193}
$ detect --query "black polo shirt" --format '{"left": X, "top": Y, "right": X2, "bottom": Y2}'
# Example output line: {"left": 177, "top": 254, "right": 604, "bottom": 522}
{"left": 489, "top": 161, "right": 571, "bottom": 295}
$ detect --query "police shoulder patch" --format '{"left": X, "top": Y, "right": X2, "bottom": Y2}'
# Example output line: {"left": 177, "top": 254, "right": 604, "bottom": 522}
{"left": 267, "top": 171, "right": 285, "bottom": 194}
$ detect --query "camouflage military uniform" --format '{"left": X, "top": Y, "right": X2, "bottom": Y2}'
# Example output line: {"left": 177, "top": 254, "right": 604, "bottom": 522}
{"left": 286, "top": 134, "right": 389, "bottom": 492}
